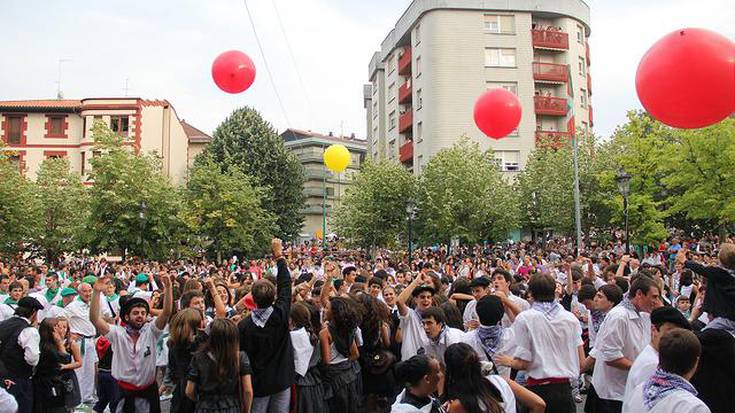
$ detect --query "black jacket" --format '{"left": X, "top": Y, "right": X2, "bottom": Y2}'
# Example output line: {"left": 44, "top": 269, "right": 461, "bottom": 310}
{"left": 690, "top": 328, "right": 735, "bottom": 413}
{"left": 239, "top": 258, "right": 294, "bottom": 397}
{"left": 685, "top": 261, "right": 735, "bottom": 321}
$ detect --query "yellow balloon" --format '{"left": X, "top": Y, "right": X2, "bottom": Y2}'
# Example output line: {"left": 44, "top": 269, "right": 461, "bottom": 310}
{"left": 323, "top": 144, "right": 350, "bottom": 173}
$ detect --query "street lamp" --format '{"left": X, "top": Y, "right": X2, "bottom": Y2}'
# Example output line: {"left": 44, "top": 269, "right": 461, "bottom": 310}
{"left": 406, "top": 200, "right": 417, "bottom": 258}
{"left": 615, "top": 169, "right": 632, "bottom": 254}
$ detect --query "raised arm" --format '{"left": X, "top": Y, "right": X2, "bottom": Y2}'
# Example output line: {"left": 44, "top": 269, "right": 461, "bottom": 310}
{"left": 91, "top": 278, "right": 112, "bottom": 336}
{"left": 204, "top": 278, "right": 226, "bottom": 319}
{"left": 154, "top": 274, "right": 173, "bottom": 331}
{"left": 272, "top": 239, "right": 292, "bottom": 312}
{"left": 397, "top": 273, "right": 424, "bottom": 317}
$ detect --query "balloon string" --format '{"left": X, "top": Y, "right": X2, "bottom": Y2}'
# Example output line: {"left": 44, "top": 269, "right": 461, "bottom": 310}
{"left": 243, "top": 0, "right": 292, "bottom": 129}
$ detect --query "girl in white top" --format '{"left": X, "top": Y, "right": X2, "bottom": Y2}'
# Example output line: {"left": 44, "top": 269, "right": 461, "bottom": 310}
{"left": 443, "top": 343, "right": 546, "bottom": 413}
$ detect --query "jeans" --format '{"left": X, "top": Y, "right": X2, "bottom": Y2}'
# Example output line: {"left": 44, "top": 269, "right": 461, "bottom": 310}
{"left": 94, "top": 370, "right": 119, "bottom": 413}
{"left": 252, "top": 388, "right": 291, "bottom": 413}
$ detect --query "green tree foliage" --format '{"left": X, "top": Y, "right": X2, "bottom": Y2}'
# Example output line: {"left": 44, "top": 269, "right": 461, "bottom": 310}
{"left": 0, "top": 146, "right": 39, "bottom": 257}
{"left": 417, "top": 138, "right": 518, "bottom": 244}
{"left": 32, "top": 157, "right": 89, "bottom": 261}
{"left": 183, "top": 157, "right": 276, "bottom": 259}
{"left": 331, "top": 160, "right": 417, "bottom": 248}
{"left": 86, "top": 121, "right": 183, "bottom": 259}
{"left": 200, "top": 107, "right": 305, "bottom": 240}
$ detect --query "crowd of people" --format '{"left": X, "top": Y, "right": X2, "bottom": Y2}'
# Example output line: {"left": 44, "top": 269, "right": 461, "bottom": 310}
{"left": 0, "top": 234, "right": 732, "bottom": 413}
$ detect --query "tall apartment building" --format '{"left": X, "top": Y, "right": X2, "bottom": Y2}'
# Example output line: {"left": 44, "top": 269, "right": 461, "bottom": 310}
{"left": 364, "top": 0, "right": 592, "bottom": 174}
{"left": 0, "top": 98, "right": 211, "bottom": 184}
{"left": 281, "top": 129, "right": 367, "bottom": 239}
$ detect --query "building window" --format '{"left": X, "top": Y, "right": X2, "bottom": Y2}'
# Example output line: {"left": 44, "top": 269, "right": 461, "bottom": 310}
{"left": 415, "top": 56, "right": 421, "bottom": 77}
{"left": 578, "top": 57, "right": 586, "bottom": 76}
{"left": 582, "top": 121, "right": 589, "bottom": 133}
{"left": 110, "top": 116, "right": 129, "bottom": 135}
{"left": 389, "top": 111, "right": 396, "bottom": 130}
{"left": 46, "top": 116, "right": 65, "bottom": 137}
{"left": 81, "top": 152, "right": 86, "bottom": 176}
{"left": 325, "top": 187, "right": 335, "bottom": 196}
{"left": 416, "top": 121, "right": 423, "bottom": 142}
{"left": 580, "top": 89, "right": 587, "bottom": 108}
{"left": 373, "top": 101, "right": 378, "bottom": 119}
{"left": 484, "top": 48, "right": 516, "bottom": 67}
{"left": 388, "top": 83, "right": 396, "bottom": 103}
{"left": 415, "top": 24, "right": 421, "bottom": 45}
{"left": 486, "top": 81, "right": 518, "bottom": 95}
{"left": 484, "top": 14, "right": 515, "bottom": 34}
{"left": 494, "top": 151, "right": 521, "bottom": 172}
{"left": 44, "top": 151, "right": 67, "bottom": 159}
{"left": 416, "top": 89, "right": 423, "bottom": 110}
{"left": 418, "top": 154, "right": 424, "bottom": 172}
{"left": 5, "top": 116, "right": 23, "bottom": 144}
{"left": 8, "top": 154, "right": 20, "bottom": 171}
{"left": 389, "top": 139, "right": 396, "bottom": 158}
{"left": 577, "top": 25, "right": 584, "bottom": 43}
{"left": 387, "top": 54, "right": 396, "bottom": 74}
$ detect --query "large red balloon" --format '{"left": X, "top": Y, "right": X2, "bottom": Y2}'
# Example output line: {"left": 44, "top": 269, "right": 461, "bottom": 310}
{"left": 636, "top": 28, "right": 735, "bottom": 129}
{"left": 212, "top": 50, "right": 256, "bottom": 94}
{"left": 473, "top": 88, "right": 522, "bottom": 139}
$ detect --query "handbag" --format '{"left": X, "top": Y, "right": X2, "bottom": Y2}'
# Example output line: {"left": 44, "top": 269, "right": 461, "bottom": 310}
{"left": 364, "top": 348, "right": 396, "bottom": 375}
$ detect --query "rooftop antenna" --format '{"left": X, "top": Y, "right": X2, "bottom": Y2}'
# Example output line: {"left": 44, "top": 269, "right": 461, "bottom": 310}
{"left": 56, "top": 58, "right": 71, "bottom": 99}
{"left": 123, "top": 78, "right": 130, "bottom": 96}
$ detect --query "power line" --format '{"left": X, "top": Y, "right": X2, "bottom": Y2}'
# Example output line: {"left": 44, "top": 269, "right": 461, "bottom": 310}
{"left": 271, "top": 0, "right": 318, "bottom": 129}
{"left": 242, "top": 0, "right": 291, "bottom": 128}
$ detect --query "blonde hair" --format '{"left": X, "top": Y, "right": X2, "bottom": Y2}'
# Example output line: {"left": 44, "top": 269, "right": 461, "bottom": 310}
{"left": 719, "top": 243, "right": 735, "bottom": 269}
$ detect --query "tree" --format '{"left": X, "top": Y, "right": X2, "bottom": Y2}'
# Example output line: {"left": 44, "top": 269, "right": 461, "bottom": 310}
{"left": 86, "top": 121, "right": 183, "bottom": 259}
{"left": 0, "top": 145, "right": 39, "bottom": 257}
{"left": 183, "top": 157, "right": 276, "bottom": 259}
{"left": 200, "top": 107, "right": 305, "bottom": 239}
{"left": 662, "top": 119, "right": 735, "bottom": 238}
{"left": 417, "top": 138, "right": 519, "bottom": 244}
{"left": 32, "top": 157, "right": 89, "bottom": 261}
{"left": 331, "top": 160, "right": 417, "bottom": 249}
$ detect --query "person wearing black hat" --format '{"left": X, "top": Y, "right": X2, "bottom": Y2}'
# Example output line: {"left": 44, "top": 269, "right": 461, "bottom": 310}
{"left": 396, "top": 272, "right": 436, "bottom": 360}
{"left": 0, "top": 296, "right": 44, "bottom": 413}
{"left": 622, "top": 306, "right": 691, "bottom": 411}
{"left": 461, "top": 295, "right": 516, "bottom": 377}
{"left": 90, "top": 272, "right": 173, "bottom": 413}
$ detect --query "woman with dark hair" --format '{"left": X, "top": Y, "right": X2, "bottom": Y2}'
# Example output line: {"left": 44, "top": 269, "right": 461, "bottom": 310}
{"left": 444, "top": 343, "right": 545, "bottom": 413}
{"left": 390, "top": 355, "right": 443, "bottom": 412}
{"left": 168, "top": 308, "right": 207, "bottom": 413}
{"left": 320, "top": 296, "right": 362, "bottom": 413}
{"left": 55, "top": 317, "right": 82, "bottom": 410}
{"left": 356, "top": 294, "right": 396, "bottom": 412}
{"left": 32, "top": 318, "right": 68, "bottom": 413}
{"left": 185, "top": 319, "right": 253, "bottom": 413}
{"left": 290, "top": 301, "right": 326, "bottom": 413}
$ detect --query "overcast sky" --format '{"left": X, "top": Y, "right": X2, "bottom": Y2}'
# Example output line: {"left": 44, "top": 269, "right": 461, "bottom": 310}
{"left": 1, "top": 0, "right": 732, "bottom": 139}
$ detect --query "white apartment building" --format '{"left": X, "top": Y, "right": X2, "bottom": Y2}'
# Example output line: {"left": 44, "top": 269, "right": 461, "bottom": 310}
{"left": 364, "top": 0, "right": 593, "bottom": 174}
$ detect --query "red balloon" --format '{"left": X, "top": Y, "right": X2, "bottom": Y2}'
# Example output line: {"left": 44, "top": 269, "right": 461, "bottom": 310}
{"left": 473, "top": 88, "right": 522, "bottom": 139}
{"left": 212, "top": 50, "right": 256, "bottom": 94}
{"left": 636, "top": 28, "right": 735, "bottom": 129}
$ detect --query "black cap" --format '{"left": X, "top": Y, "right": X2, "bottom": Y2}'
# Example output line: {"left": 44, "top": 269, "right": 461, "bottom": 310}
{"left": 120, "top": 297, "right": 150, "bottom": 318}
{"left": 476, "top": 295, "right": 505, "bottom": 326}
{"left": 470, "top": 277, "right": 491, "bottom": 288}
{"left": 412, "top": 284, "right": 436, "bottom": 297}
{"left": 651, "top": 306, "right": 690, "bottom": 330}
{"left": 17, "top": 297, "right": 44, "bottom": 311}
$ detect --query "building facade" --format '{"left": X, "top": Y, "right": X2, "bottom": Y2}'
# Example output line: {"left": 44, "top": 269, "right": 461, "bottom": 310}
{"left": 0, "top": 98, "right": 211, "bottom": 184}
{"left": 281, "top": 129, "right": 367, "bottom": 239}
{"left": 365, "top": 0, "right": 592, "bottom": 175}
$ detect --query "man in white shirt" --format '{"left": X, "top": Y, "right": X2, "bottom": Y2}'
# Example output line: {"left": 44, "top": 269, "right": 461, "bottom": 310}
{"left": 496, "top": 273, "right": 584, "bottom": 413}
{"left": 396, "top": 273, "right": 435, "bottom": 360}
{"left": 462, "top": 277, "right": 491, "bottom": 329}
{"left": 622, "top": 306, "right": 690, "bottom": 412}
{"left": 90, "top": 273, "right": 173, "bottom": 413}
{"left": 626, "top": 328, "right": 710, "bottom": 413}
{"left": 492, "top": 269, "right": 528, "bottom": 327}
{"left": 462, "top": 295, "right": 516, "bottom": 377}
{"left": 421, "top": 306, "right": 464, "bottom": 363}
{"left": 590, "top": 275, "right": 661, "bottom": 413}
{"left": 0, "top": 297, "right": 43, "bottom": 413}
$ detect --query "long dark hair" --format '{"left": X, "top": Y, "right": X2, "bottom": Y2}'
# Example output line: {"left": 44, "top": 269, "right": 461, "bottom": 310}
{"left": 328, "top": 297, "right": 359, "bottom": 343}
{"left": 355, "top": 294, "right": 389, "bottom": 347}
{"left": 444, "top": 343, "right": 503, "bottom": 413}
{"left": 291, "top": 302, "right": 318, "bottom": 345}
{"left": 39, "top": 318, "right": 59, "bottom": 354}
{"left": 202, "top": 319, "right": 239, "bottom": 376}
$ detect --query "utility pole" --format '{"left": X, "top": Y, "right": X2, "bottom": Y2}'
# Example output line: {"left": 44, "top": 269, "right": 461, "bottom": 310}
{"left": 572, "top": 132, "right": 582, "bottom": 256}
{"left": 123, "top": 78, "right": 130, "bottom": 96}
{"left": 56, "top": 58, "right": 70, "bottom": 99}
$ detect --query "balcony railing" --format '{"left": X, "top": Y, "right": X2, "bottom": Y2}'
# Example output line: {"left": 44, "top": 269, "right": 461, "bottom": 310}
{"left": 398, "top": 47, "right": 412, "bottom": 76}
{"left": 587, "top": 73, "right": 592, "bottom": 96}
{"left": 531, "top": 29, "right": 569, "bottom": 50}
{"left": 532, "top": 62, "right": 568, "bottom": 83}
{"left": 399, "top": 140, "right": 413, "bottom": 164}
{"left": 399, "top": 81, "right": 412, "bottom": 104}
{"left": 399, "top": 110, "right": 413, "bottom": 133}
{"left": 534, "top": 96, "right": 569, "bottom": 116}
{"left": 535, "top": 131, "right": 572, "bottom": 149}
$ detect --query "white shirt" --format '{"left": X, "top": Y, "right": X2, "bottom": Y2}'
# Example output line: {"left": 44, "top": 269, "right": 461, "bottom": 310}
{"left": 487, "top": 374, "right": 516, "bottom": 413}
{"left": 463, "top": 328, "right": 515, "bottom": 377}
{"left": 622, "top": 344, "right": 658, "bottom": 410}
{"left": 424, "top": 327, "right": 464, "bottom": 363}
{"left": 0, "top": 387, "right": 17, "bottom": 413}
{"left": 399, "top": 309, "right": 429, "bottom": 361}
{"left": 462, "top": 300, "right": 478, "bottom": 327}
{"left": 0, "top": 303, "right": 15, "bottom": 322}
{"left": 502, "top": 294, "right": 529, "bottom": 328}
{"left": 625, "top": 382, "right": 710, "bottom": 413}
{"left": 512, "top": 306, "right": 583, "bottom": 379}
{"left": 590, "top": 303, "right": 651, "bottom": 401}
{"left": 64, "top": 299, "right": 97, "bottom": 337}
{"left": 16, "top": 317, "right": 40, "bottom": 368}
{"left": 106, "top": 322, "right": 164, "bottom": 387}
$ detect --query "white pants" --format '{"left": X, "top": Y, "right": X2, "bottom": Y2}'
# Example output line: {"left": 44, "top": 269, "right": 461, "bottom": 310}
{"left": 74, "top": 337, "right": 99, "bottom": 402}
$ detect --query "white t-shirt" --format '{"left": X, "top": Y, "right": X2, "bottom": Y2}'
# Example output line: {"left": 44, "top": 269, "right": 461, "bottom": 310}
{"left": 590, "top": 304, "right": 651, "bottom": 401}
{"left": 502, "top": 294, "right": 529, "bottom": 328}
{"left": 487, "top": 374, "right": 516, "bottom": 413}
{"left": 106, "top": 322, "right": 164, "bottom": 387}
{"left": 424, "top": 327, "right": 464, "bottom": 364}
{"left": 625, "top": 382, "right": 710, "bottom": 413}
{"left": 462, "top": 328, "right": 516, "bottom": 378}
{"left": 622, "top": 344, "right": 658, "bottom": 410}
{"left": 399, "top": 309, "right": 430, "bottom": 361}
{"left": 64, "top": 299, "right": 97, "bottom": 337}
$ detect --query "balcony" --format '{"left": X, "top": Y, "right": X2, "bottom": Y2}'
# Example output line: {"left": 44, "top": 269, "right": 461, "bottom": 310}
{"left": 534, "top": 96, "right": 569, "bottom": 116}
{"left": 398, "top": 47, "right": 412, "bottom": 76}
{"left": 535, "top": 131, "right": 572, "bottom": 149}
{"left": 531, "top": 29, "right": 569, "bottom": 50}
{"left": 589, "top": 105, "right": 594, "bottom": 127}
{"left": 398, "top": 110, "right": 413, "bottom": 134}
{"left": 586, "top": 42, "right": 591, "bottom": 65}
{"left": 587, "top": 73, "right": 592, "bottom": 96}
{"left": 532, "top": 62, "right": 568, "bottom": 83}
{"left": 399, "top": 140, "right": 413, "bottom": 164}
{"left": 399, "top": 81, "right": 412, "bottom": 104}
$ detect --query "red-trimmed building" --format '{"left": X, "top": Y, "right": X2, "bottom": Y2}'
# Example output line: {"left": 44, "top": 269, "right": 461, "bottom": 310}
{"left": 0, "top": 98, "right": 211, "bottom": 184}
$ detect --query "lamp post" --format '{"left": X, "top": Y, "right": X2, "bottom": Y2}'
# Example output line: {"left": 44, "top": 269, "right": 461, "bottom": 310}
{"left": 406, "top": 199, "right": 417, "bottom": 258}
{"left": 615, "top": 169, "right": 632, "bottom": 255}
